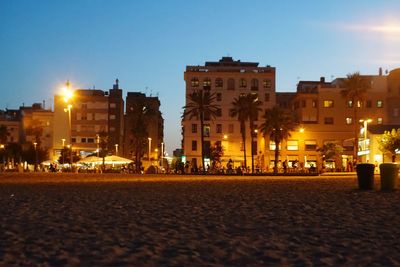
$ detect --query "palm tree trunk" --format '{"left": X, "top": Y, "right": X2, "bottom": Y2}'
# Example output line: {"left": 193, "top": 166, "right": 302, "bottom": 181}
{"left": 241, "top": 122, "right": 247, "bottom": 170}
{"left": 200, "top": 113, "right": 205, "bottom": 171}
{"left": 250, "top": 122, "right": 254, "bottom": 173}
{"left": 274, "top": 140, "right": 280, "bottom": 174}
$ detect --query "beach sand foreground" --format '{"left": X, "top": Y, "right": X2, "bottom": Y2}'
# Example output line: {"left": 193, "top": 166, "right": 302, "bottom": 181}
{"left": 1, "top": 173, "right": 400, "bottom": 266}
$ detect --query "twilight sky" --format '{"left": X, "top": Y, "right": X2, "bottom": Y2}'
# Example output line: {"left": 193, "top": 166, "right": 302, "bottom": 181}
{"left": 1, "top": 0, "right": 400, "bottom": 154}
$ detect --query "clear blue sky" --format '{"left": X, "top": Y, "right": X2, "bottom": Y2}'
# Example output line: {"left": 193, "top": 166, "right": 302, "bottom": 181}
{"left": 1, "top": 0, "right": 400, "bottom": 154}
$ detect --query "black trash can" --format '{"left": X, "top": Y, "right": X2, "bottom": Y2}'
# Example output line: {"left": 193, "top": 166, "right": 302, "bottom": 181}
{"left": 356, "top": 163, "right": 375, "bottom": 190}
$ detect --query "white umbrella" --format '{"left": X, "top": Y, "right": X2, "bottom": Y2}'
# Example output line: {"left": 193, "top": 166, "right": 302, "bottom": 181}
{"left": 103, "top": 155, "right": 133, "bottom": 165}
{"left": 78, "top": 156, "right": 102, "bottom": 164}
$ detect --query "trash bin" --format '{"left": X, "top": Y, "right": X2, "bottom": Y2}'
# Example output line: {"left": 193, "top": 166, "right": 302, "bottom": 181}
{"left": 356, "top": 163, "right": 375, "bottom": 190}
{"left": 379, "top": 163, "right": 399, "bottom": 191}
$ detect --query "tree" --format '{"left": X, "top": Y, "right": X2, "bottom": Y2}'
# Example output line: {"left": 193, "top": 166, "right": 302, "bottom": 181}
{"left": 317, "top": 142, "right": 344, "bottom": 170}
{"left": 209, "top": 141, "right": 224, "bottom": 171}
{"left": 183, "top": 90, "right": 220, "bottom": 169}
{"left": 260, "top": 106, "right": 297, "bottom": 174}
{"left": 230, "top": 93, "right": 262, "bottom": 171}
{"left": 0, "top": 124, "right": 8, "bottom": 144}
{"left": 378, "top": 129, "right": 400, "bottom": 163}
{"left": 340, "top": 72, "right": 371, "bottom": 162}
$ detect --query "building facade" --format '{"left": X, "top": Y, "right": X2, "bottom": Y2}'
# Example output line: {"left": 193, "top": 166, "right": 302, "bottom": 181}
{"left": 182, "top": 57, "right": 276, "bottom": 169}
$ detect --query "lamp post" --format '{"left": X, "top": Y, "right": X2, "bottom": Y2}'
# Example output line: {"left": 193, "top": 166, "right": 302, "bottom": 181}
{"left": 359, "top": 119, "right": 372, "bottom": 162}
{"left": 61, "top": 138, "right": 66, "bottom": 165}
{"left": 63, "top": 80, "right": 74, "bottom": 170}
{"left": 1, "top": 144, "right": 5, "bottom": 170}
{"left": 96, "top": 134, "right": 100, "bottom": 157}
{"left": 115, "top": 144, "right": 118, "bottom": 156}
{"left": 161, "top": 142, "right": 164, "bottom": 168}
{"left": 33, "top": 142, "right": 38, "bottom": 172}
{"left": 148, "top": 137, "right": 152, "bottom": 161}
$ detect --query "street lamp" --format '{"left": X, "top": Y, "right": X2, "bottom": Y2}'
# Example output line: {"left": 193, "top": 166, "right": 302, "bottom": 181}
{"left": 33, "top": 142, "right": 38, "bottom": 171}
{"left": 148, "top": 137, "right": 152, "bottom": 161}
{"left": 115, "top": 144, "right": 118, "bottom": 156}
{"left": 96, "top": 134, "right": 100, "bottom": 157}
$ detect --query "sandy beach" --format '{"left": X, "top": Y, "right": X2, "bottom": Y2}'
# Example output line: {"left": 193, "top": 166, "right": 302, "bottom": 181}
{"left": 1, "top": 173, "right": 400, "bottom": 266}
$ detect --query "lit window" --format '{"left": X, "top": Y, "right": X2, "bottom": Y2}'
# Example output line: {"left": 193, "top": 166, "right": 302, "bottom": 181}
{"left": 377, "top": 100, "right": 383, "bottom": 108}
{"left": 110, "top": 114, "right": 116, "bottom": 120}
{"left": 191, "top": 78, "right": 199, "bottom": 87}
{"left": 269, "top": 141, "right": 281, "bottom": 150}
{"left": 203, "top": 125, "right": 210, "bottom": 137}
{"left": 377, "top": 118, "right": 383, "bottom": 124}
{"left": 312, "top": 100, "right": 317, "bottom": 108}
{"left": 203, "top": 78, "right": 211, "bottom": 90}
{"left": 215, "top": 78, "right": 223, "bottom": 88}
{"left": 287, "top": 140, "right": 299, "bottom": 151}
{"left": 346, "top": 117, "right": 353, "bottom": 124}
{"left": 347, "top": 101, "right": 353, "bottom": 108}
{"left": 263, "top": 79, "right": 272, "bottom": 89}
{"left": 323, "top": 100, "right": 334, "bottom": 108}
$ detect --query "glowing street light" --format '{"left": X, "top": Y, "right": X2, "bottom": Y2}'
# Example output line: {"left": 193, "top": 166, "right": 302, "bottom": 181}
{"left": 115, "top": 144, "right": 119, "bottom": 156}
{"left": 33, "top": 142, "right": 38, "bottom": 171}
{"left": 148, "top": 137, "right": 152, "bottom": 160}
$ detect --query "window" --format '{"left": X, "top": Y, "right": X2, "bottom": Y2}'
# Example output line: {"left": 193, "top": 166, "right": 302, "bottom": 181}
{"left": 252, "top": 141, "right": 257, "bottom": 155}
{"left": 345, "top": 117, "right": 353, "bottom": 125}
{"left": 302, "top": 100, "right": 306, "bottom": 108}
{"left": 110, "top": 103, "right": 116, "bottom": 108}
{"left": 269, "top": 141, "right": 281, "bottom": 150}
{"left": 393, "top": 108, "right": 399, "bottom": 117}
{"left": 203, "top": 125, "right": 210, "bottom": 137}
{"left": 216, "top": 108, "right": 222, "bottom": 117}
{"left": 191, "top": 124, "right": 197, "bottom": 133}
{"left": 312, "top": 100, "right": 317, "bottom": 108}
{"left": 88, "top": 138, "right": 94, "bottom": 143}
{"left": 323, "top": 100, "right": 334, "bottom": 108}
{"left": 265, "top": 93, "right": 270, "bottom": 102}
{"left": 366, "top": 100, "right": 372, "bottom": 108}
{"left": 347, "top": 100, "right": 353, "bottom": 108}
{"left": 251, "top": 79, "right": 259, "bottom": 91}
{"left": 72, "top": 138, "right": 76, "bottom": 143}
{"left": 287, "top": 140, "right": 298, "bottom": 151}
{"left": 192, "top": 140, "right": 197, "bottom": 151}
{"left": 110, "top": 114, "right": 116, "bottom": 120}
{"left": 228, "top": 124, "right": 234, "bottom": 133}
{"left": 377, "top": 100, "right": 383, "bottom": 108}
{"left": 82, "top": 103, "right": 87, "bottom": 109}
{"left": 240, "top": 78, "right": 247, "bottom": 88}
{"left": 263, "top": 79, "right": 272, "bottom": 89}
{"left": 109, "top": 127, "right": 115, "bottom": 132}
{"left": 228, "top": 78, "right": 235, "bottom": 90}
{"left": 81, "top": 114, "right": 87, "bottom": 120}
{"left": 216, "top": 124, "right": 222, "bottom": 133}
{"left": 324, "top": 117, "right": 334, "bottom": 124}
{"left": 92, "top": 113, "right": 95, "bottom": 120}
{"left": 377, "top": 118, "right": 383, "bottom": 124}
{"left": 215, "top": 78, "right": 223, "bottom": 88}
{"left": 203, "top": 78, "right": 211, "bottom": 90}
{"left": 81, "top": 138, "right": 87, "bottom": 143}
{"left": 305, "top": 140, "right": 317, "bottom": 151}
{"left": 191, "top": 78, "right": 199, "bottom": 87}
{"left": 216, "top": 93, "right": 222, "bottom": 101}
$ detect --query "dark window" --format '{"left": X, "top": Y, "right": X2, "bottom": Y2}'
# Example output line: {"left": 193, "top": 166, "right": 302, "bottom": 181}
{"left": 228, "top": 78, "right": 235, "bottom": 90}
{"left": 81, "top": 138, "right": 87, "bottom": 143}
{"left": 324, "top": 117, "right": 334, "bottom": 124}
{"left": 216, "top": 108, "right": 222, "bottom": 117}
{"left": 82, "top": 103, "right": 87, "bottom": 109}
{"left": 71, "top": 138, "right": 76, "bottom": 143}
{"left": 263, "top": 79, "right": 272, "bottom": 89}
{"left": 302, "top": 100, "right": 306, "bottom": 108}
{"left": 265, "top": 93, "right": 270, "bottom": 102}
{"left": 366, "top": 100, "right": 372, "bottom": 108}
{"left": 252, "top": 141, "right": 257, "bottom": 155}
{"left": 88, "top": 138, "right": 94, "bottom": 143}
{"left": 191, "top": 124, "right": 197, "bottom": 133}
{"left": 216, "top": 93, "right": 222, "bottom": 101}
{"left": 192, "top": 140, "right": 197, "bottom": 151}
{"left": 251, "top": 79, "right": 258, "bottom": 91}
{"left": 216, "top": 124, "right": 222, "bottom": 133}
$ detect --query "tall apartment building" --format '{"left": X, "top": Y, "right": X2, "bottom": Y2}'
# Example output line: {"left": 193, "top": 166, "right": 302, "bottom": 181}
{"left": 124, "top": 92, "right": 164, "bottom": 161}
{"left": 0, "top": 109, "right": 22, "bottom": 144}
{"left": 53, "top": 80, "right": 124, "bottom": 160}
{"left": 183, "top": 57, "right": 276, "bottom": 168}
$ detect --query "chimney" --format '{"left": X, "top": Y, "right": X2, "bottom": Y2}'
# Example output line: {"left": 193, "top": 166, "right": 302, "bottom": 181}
{"left": 320, "top": 77, "right": 325, "bottom": 83}
{"left": 379, "top": 67, "right": 383, "bottom": 76}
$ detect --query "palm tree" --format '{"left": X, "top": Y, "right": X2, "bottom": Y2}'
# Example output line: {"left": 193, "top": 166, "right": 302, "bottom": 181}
{"left": 183, "top": 90, "right": 220, "bottom": 169}
{"left": 340, "top": 72, "right": 371, "bottom": 162}
{"left": 230, "top": 93, "right": 262, "bottom": 172}
{"left": 260, "top": 106, "right": 297, "bottom": 173}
